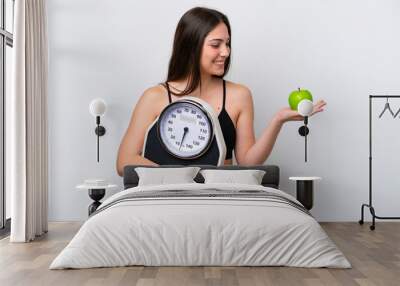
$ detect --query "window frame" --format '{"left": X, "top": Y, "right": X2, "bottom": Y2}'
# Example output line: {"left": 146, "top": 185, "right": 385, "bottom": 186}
{"left": 0, "top": 0, "right": 14, "bottom": 233}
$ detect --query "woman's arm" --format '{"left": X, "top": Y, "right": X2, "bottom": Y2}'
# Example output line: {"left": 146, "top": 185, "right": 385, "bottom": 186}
{"left": 236, "top": 114, "right": 284, "bottom": 166}
{"left": 234, "top": 87, "right": 326, "bottom": 165}
{"left": 116, "top": 88, "right": 165, "bottom": 176}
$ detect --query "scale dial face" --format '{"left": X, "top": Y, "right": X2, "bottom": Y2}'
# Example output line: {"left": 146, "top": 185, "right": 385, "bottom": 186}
{"left": 157, "top": 100, "right": 214, "bottom": 159}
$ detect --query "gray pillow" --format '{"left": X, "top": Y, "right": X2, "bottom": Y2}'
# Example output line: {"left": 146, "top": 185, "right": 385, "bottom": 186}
{"left": 200, "top": 169, "right": 266, "bottom": 185}
{"left": 135, "top": 167, "right": 201, "bottom": 186}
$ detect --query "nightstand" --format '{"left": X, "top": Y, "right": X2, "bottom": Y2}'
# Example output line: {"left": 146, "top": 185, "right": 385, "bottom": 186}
{"left": 289, "top": 177, "right": 321, "bottom": 210}
{"left": 76, "top": 180, "right": 117, "bottom": 216}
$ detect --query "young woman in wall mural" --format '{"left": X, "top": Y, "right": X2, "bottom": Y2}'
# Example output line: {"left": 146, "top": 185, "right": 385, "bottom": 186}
{"left": 116, "top": 7, "right": 326, "bottom": 176}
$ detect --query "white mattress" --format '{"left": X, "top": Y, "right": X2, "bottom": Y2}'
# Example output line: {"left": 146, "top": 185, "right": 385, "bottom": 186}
{"left": 50, "top": 183, "right": 351, "bottom": 269}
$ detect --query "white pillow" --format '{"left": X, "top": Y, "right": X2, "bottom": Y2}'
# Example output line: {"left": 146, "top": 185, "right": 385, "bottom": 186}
{"left": 200, "top": 169, "right": 266, "bottom": 185}
{"left": 135, "top": 167, "right": 200, "bottom": 186}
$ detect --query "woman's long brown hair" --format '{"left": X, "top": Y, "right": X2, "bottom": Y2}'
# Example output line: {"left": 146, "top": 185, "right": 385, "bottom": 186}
{"left": 166, "top": 7, "right": 231, "bottom": 96}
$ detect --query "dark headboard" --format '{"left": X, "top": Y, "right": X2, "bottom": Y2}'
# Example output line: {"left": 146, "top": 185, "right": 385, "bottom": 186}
{"left": 123, "top": 165, "right": 280, "bottom": 189}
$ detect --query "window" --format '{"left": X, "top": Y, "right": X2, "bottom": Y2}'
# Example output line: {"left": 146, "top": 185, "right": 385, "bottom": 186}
{"left": 0, "top": 0, "right": 14, "bottom": 234}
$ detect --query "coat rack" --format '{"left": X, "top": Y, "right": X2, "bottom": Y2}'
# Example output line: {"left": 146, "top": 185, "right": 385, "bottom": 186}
{"left": 359, "top": 95, "right": 400, "bottom": 230}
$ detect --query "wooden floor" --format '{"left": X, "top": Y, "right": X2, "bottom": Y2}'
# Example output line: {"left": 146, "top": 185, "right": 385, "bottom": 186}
{"left": 0, "top": 222, "right": 399, "bottom": 286}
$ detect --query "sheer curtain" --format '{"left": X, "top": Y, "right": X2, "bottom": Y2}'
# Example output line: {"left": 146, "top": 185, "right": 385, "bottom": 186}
{"left": 8, "top": 0, "right": 48, "bottom": 242}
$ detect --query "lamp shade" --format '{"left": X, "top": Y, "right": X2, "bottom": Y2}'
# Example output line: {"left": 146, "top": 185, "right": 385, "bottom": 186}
{"left": 297, "top": 99, "right": 313, "bottom": 117}
{"left": 89, "top": 98, "right": 107, "bottom": 117}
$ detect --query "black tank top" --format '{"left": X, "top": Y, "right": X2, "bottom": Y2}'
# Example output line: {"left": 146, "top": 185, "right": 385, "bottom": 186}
{"left": 164, "top": 80, "right": 236, "bottom": 160}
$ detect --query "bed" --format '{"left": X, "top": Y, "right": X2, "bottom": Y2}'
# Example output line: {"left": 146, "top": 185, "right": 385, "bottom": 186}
{"left": 50, "top": 165, "right": 350, "bottom": 269}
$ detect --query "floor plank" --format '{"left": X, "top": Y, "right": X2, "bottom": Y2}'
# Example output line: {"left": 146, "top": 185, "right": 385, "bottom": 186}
{"left": 0, "top": 222, "right": 399, "bottom": 286}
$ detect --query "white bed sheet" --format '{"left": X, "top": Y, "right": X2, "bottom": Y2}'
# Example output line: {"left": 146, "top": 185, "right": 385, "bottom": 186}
{"left": 50, "top": 183, "right": 350, "bottom": 269}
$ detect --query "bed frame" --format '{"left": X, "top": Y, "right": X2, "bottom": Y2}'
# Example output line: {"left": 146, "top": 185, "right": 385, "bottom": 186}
{"left": 123, "top": 165, "right": 280, "bottom": 189}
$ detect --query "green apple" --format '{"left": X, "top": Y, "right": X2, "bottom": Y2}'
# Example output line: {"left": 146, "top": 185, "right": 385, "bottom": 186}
{"left": 288, "top": 88, "right": 313, "bottom": 110}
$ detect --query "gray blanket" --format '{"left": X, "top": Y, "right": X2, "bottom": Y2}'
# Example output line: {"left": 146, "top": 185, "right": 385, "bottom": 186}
{"left": 92, "top": 188, "right": 311, "bottom": 217}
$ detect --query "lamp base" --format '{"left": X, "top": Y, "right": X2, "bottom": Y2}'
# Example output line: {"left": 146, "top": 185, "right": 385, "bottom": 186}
{"left": 298, "top": 126, "right": 309, "bottom": 136}
{"left": 95, "top": 126, "right": 106, "bottom": 136}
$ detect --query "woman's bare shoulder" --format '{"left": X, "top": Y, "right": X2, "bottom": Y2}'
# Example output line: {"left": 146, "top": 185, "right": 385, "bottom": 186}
{"left": 225, "top": 80, "right": 253, "bottom": 105}
{"left": 141, "top": 84, "right": 168, "bottom": 102}
{"left": 128, "top": 84, "right": 169, "bottom": 122}
{"left": 136, "top": 84, "right": 169, "bottom": 110}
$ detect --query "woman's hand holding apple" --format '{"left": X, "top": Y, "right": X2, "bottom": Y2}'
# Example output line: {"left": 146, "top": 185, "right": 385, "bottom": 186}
{"left": 275, "top": 99, "right": 326, "bottom": 123}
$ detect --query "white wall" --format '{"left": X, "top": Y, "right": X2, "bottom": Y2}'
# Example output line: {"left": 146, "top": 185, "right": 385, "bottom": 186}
{"left": 47, "top": 0, "right": 400, "bottom": 221}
